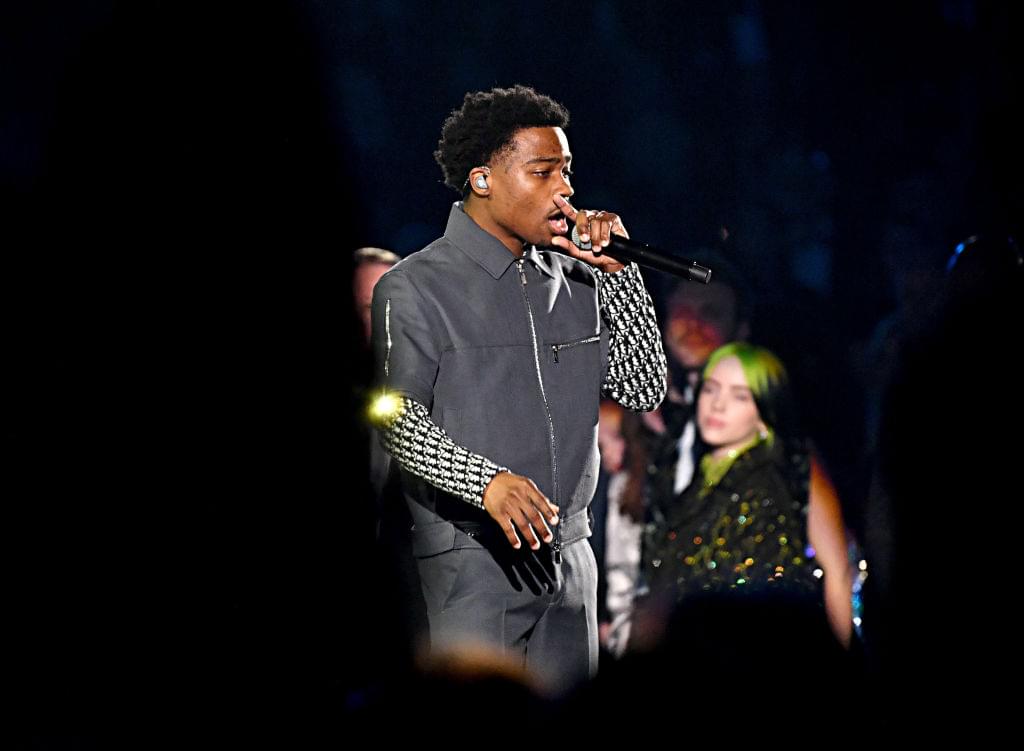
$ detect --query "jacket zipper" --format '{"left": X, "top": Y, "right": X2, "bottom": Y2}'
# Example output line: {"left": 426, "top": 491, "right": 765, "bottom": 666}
{"left": 516, "top": 258, "right": 561, "bottom": 563}
{"left": 551, "top": 334, "right": 600, "bottom": 363}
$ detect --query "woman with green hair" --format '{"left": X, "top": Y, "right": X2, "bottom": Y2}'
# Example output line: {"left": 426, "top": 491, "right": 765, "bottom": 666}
{"left": 638, "top": 342, "right": 853, "bottom": 648}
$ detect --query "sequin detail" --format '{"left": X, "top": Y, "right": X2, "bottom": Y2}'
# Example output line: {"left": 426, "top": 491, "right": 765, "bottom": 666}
{"left": 642, "top": 439, "right": 821, "bottom": 601}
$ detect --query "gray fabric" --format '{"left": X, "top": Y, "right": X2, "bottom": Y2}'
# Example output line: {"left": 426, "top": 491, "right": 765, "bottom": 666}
{"left": 414, "top": 522, "right": 598, "bottom": 695}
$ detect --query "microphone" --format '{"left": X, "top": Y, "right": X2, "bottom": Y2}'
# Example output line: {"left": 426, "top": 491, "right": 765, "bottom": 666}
{"left": 570, "top": 225, "right": 712, "bottom": 284}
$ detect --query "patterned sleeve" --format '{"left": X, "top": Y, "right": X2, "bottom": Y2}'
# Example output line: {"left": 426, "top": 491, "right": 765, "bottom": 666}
{"left": 598, "top": 262, "right": 668, "bottom": 411}
{"left": 377, "top": 395, "right": 508, "bottom": 509}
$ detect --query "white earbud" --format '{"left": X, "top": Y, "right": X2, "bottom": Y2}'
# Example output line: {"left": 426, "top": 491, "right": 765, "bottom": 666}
{"left": 475, "top": 176, "right": 488, "bottom": 189}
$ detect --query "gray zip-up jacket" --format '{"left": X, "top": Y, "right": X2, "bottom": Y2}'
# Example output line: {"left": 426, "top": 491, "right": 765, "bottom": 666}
{"left": 371, "top": 202, "right": 666, "bottom": 553}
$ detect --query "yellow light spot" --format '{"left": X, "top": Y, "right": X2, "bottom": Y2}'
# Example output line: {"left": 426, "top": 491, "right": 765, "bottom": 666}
{"left": 369, "top": 392, "right": 402, "bottom": 424}
{"left": 778, "top": 536, "right": 788, "bottom": 545}
{"left": 775, "top": 565, "right": 785, "bottom": 572}
{"left": 716, "top": 537, "right": 726, "bottom": 546}
{"left": 684, "top": 556, "right": 696, "bottom": 565}
{"left": 744, "top": 558, "right": 754, "bottom": 566}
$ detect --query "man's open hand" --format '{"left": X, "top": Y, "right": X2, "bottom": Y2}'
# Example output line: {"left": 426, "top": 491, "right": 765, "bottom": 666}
{"left": 482, "top": 472, "right": 560, "bottom": 550}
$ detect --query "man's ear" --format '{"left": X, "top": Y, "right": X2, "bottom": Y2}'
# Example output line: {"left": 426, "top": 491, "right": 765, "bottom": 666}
{"left": 468, "top": 166, "right": 491, "bottom": 196}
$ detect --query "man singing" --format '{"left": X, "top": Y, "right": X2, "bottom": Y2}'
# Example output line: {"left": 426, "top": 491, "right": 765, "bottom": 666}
{"left": 371, "top": 85, "right": 666, "bottom": 695}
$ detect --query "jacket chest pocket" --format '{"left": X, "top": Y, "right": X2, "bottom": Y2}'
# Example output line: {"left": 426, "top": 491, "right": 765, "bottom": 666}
{"left": 549, "top": 334, "right": 601, "bottom": 364}
{"left": 546, "top": 333, "right": 604, "bottom": 411}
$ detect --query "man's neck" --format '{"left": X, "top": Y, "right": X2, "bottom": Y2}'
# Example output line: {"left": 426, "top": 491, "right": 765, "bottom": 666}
{"left": 463, "top": 199, "right": 525, "bottom": 257}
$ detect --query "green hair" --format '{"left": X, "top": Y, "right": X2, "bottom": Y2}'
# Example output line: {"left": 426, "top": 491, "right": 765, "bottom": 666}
{"left": 702, "top": 342, "right": 796, "bottom": 440}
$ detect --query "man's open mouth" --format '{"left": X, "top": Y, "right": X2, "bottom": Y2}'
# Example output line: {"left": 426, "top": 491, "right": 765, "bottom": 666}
{"left": 547, "top": 213, "right": 568, "bottom": 235}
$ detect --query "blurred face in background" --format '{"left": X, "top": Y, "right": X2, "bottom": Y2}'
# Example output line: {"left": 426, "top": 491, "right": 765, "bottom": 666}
{"left": 697, "top": 355, "right": 766, "bottom": 459}
{"left": 665, "top": 282, "right": 740, "bottom": 370}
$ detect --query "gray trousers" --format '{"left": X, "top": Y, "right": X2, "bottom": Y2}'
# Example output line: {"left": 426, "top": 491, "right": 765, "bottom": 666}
{"left": 411, "top": 511, "right": 599, "bottom": 696}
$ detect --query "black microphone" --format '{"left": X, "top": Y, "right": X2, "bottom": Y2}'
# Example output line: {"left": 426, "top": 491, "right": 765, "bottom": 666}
{"left": 569, "top": 225, "right": 712, "bottom": 284}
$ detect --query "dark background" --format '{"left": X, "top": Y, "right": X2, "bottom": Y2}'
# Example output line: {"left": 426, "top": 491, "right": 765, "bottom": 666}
{"left": 314, "top": 0, "right": 1020, "bottom": 510}
{"left": 4, "top": 0, "right": 1019, "bottom": 740}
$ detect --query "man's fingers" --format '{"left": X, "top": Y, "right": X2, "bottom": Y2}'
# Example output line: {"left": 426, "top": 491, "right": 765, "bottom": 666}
{"left": 549, "top": 235, "right": 573, "bottom": 252}
{"left": 527, "top": 493, "right": 558, "bottom": 538}
{"left": 589, "top": 212, "right": 602, "bottom": 248}
{"left": 485, "top": 473, "right": 561, "bottom": 550}
{"left": 500, "top": 519, "right": 521, "bottom": 549}
{"left": 553, "top": 198, "right": 629, "bottom": 251}
{"left": 522, "top": 480, "right": 559, "bottom": 525}
{"left": 598, "top": 214, "right": 612, "bottom": 248}
{"left": 511, "top": 507, "right": 541, "bottom": 550}
{"left": 524, "top": 503, "right": 554, "bottom": 543}
{"left": 572, "top": 209, "right": 590, "bottom": 244}
{"left": 554, "top": 194, "right": 578, "bottom": 221}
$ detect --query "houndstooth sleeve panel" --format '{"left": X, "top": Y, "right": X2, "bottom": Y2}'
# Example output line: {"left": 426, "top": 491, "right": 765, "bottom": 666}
{"left": 378, "top": 396, "right": 508, "bottom": 509}
{"left": 598, "top": 262, "right": 668, "bottom": 412}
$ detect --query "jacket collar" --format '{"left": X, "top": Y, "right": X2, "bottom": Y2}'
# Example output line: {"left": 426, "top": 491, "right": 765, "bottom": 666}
{"left": 444, "top": 202, "right": 556, "bottom": 280}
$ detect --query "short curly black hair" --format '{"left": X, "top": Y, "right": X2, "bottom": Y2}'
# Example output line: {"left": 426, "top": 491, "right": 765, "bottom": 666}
{"left": 434, "top": 85, "right": 570, "bottom": 195}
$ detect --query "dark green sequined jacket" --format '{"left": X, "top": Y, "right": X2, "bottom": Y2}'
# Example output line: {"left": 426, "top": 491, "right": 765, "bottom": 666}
{"left": 641, "top": 438, "right": 822, "bottom": 604}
